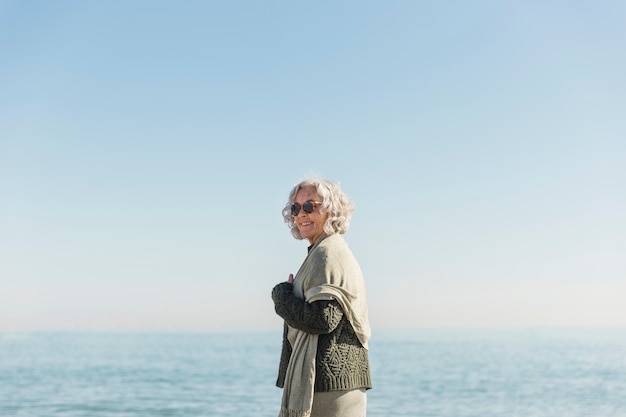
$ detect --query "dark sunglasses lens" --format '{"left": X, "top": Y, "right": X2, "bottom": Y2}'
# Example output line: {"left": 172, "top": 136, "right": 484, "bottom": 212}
{"left": 303, "top": 201, "right": 315, "bottom": 213}
{"left": 291, "top": 203, "right": 301, "bottom": 216}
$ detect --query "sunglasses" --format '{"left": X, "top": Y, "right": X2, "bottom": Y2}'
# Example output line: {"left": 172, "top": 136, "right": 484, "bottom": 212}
{"left": 291, "top": 200, "right": 322, "bottom": 216}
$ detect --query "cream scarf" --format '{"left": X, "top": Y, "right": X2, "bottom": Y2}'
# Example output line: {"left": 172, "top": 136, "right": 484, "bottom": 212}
{"left": 279, "top": 233, "right": 371, "bottom": 417}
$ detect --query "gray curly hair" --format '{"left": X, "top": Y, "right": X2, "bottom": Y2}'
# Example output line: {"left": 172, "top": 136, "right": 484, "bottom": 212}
{"left": 282, "top": 178, "right": 355, "bottom": 240}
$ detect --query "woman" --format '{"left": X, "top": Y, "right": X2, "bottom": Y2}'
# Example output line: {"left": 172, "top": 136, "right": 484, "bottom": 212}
{"left": 271, "top": 178, "right": 372, "bottom": 417}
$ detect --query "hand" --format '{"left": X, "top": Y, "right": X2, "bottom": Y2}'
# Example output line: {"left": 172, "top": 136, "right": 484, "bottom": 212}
{"left": 287, "top": 273, "right": 294, "bottom": 284}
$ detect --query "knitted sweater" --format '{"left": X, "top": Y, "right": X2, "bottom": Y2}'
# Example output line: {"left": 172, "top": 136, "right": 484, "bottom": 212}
{"left": 272, "top": 288, "right": 372, "bottom": 392}
{"left": 272, "top": 234, "right": 372, "bottom": 393}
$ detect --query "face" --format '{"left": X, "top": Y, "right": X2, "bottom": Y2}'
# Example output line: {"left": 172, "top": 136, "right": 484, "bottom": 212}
{"left": 293, "top": 187, "right": 328, "bottom": 245}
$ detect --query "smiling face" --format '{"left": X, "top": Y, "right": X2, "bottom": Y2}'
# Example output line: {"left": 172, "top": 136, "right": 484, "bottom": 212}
{"left": 293, "top": 186, "right": 328, "bottom": 245}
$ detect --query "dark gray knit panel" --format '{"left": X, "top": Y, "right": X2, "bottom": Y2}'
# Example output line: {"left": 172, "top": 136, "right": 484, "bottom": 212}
{"left": 314, "top": 313, "right": 372, "bottom": 392}
{"left": 275, "top": 301, "right": 372, "bottom": 392}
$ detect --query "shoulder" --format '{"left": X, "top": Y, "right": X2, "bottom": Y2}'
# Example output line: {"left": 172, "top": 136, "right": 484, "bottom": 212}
{"left": 316, "top": 234, "right": 349, "bottom": 255}
{"left": 307, "top": 235, "right": 345, "bottom": 262}
{"left": 314, "top": 234, "right": 358, "bottom": 268}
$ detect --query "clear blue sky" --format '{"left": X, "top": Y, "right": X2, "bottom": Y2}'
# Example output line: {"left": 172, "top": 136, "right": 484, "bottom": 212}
{"left": 1, "top": 1, "right": 624, "bottom": 331}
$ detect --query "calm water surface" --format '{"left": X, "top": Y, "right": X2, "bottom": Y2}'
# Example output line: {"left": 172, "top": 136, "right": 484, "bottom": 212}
{"left": 1, "top": 328, "right": 625, "bottom": 416}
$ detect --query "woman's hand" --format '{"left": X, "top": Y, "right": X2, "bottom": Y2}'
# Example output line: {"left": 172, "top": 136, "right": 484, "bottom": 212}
{"left": 272, "top": 275, "right": 294, "bottom": 303}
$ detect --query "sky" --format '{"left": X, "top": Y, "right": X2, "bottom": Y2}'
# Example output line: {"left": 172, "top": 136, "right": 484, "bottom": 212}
{"left": 1, "top": 1, "right": 625, "bottom": 332}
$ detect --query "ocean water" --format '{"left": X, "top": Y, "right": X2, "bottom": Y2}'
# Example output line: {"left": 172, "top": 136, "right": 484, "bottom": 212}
{"left": 1, "top": 328, "right": 625, "bottom": 417}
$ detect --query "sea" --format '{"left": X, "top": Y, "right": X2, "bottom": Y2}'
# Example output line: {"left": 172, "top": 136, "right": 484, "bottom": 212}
{"left": 1, "top": 327, "right": 625, "bottom": 417}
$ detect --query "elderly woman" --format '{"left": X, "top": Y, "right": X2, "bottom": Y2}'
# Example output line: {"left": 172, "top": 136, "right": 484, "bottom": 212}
{"left": 271, "top": 178, "right": 372, "bottom": 417}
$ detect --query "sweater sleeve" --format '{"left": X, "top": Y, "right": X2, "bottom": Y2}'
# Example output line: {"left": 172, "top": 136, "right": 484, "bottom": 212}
{"left": 271, "top": 282, "right": 344, "bottom": 335}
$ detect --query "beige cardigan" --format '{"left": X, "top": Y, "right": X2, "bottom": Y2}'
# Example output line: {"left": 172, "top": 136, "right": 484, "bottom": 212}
{"left": 279, "top": 233, "right": 371, "bottom": 417}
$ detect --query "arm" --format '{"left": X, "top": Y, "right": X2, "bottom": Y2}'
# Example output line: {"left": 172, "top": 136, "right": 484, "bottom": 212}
{"left": 271, "top": 282, "right": 343, "bottom": 335}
